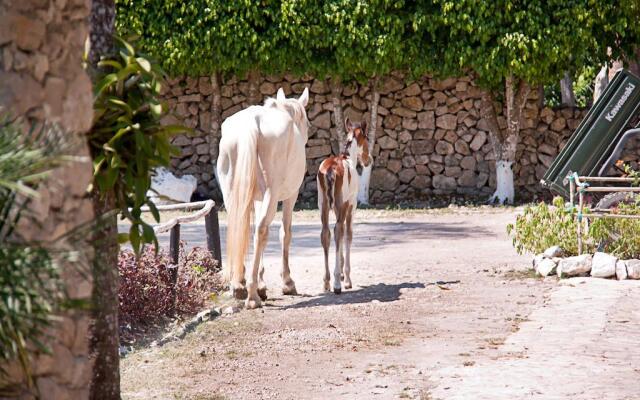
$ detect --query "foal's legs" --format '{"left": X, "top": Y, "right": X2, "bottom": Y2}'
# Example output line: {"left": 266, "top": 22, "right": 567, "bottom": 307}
{"left": 280, "top": 195, "right": 297, "bottom": 295}
{"left": 333, "top": 204, "right": 346, "bottom": 294}
{"left": 320, "top": 193, "right": 331, "bottom": 292}
{"left": 343, "top": 204, "right": 354, "bottom": 290}
{"left": 246, "top": 191, "right": 277, "bottom": 309}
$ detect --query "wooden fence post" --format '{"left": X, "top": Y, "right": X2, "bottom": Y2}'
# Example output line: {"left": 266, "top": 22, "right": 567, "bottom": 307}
{"left": 169, "top": 223, "right": 180, "bottom": 310}
{"left": 205, "top": 207, "right": 222, "bottom": 265}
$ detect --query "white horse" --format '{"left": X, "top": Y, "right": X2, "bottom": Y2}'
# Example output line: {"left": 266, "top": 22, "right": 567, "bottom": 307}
{"left": 216, "top": 88, "right": 309, "bottom": 309}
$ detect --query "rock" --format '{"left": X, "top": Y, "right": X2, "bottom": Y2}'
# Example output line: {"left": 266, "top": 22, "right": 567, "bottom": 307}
{"left": 383, "top": 115, "right": 401, "bottom": 129}
{"left": 551, "top": 117, "right": 566, "bottom": 131}
{"left": 371, "top": 168, "right": 399, "bottom": 191}
{"left": 221, "top": 305, "right": 240, "bottom": 315}
{"left": 454, "top": 139, "right": 470, "bottom": 155}
{"left": 590, "top": 252, "right": 617, "bottom": 278}
{"left": 387, "top": 159, "right": 402, "bottom": 174}
{"left": 460, "top": 156, "right": 476, "bottom": 170}
{"left": 148, "top": 167, "right": 197, "bottom": 204}
{"left": 178, "top": 94, "right": 201, "bottom": 103}
{"left": 432, "top": 174, "right": 457, "bottom": 190}
{"left": 399, "top": 169, "right": 417, "bottom": 183}
{"left": 543, "top": 246, "right": 564, "bottom": 258}
{"left": 536, "top": 258, "right": 557, "bottom": 277}
{"left": 411, "top": 139, "right": 435, "bottom": 155}
{"left": 377, "top": 136, "right": 398, "bottom": 150}
{"left": 436, "top": 114, "right": 457, "bottom": 130}
{"left": 435, "top": 140, "right": 454, "bottom": 155}
{"left": 380, "top": 77, "right": 404, "bottom": 94}
{"left": 558, "top": 254, "right": 592, "bottom": 278}
{"left": 626, "top": 259, "right": 640, "bottom": 279}
{"left": 616, "top": 260, "right": 628, "bottom": 280}
{"left": 310, "top": 79, "right": 329, "bottom": 94}
{"left": 402, "top": 96, "right": 423, "bottom": 111}
{"left": 417, "top": 111, "right": 435, "bottom": 129}
{"left": 469, "top": 131, "right": 487, "bottom": 151}
{"left": 392, "top": 107, "right": 416, "bottom": 118}
{"left": 410, "top": 175, "right": 431, "bottom": 189}
{"left": 532, "top": 254, "right": 544, "bottom": 269}
{"left": 313, "top": 112, "right": 332, "bottom": 129}
{"left": 306, "top": 145, "right": 332, "bottom": 159}
{"left": 259, "top": 81, "right": 276, "bottom": 95}
{"left": 404, "top": 82, "right": 422, "bottom": 96}
{"left": 457, "top": 170, "right": 475, "bottom": 187}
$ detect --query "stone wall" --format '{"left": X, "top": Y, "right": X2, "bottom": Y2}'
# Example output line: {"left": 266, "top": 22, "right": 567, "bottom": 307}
{"left": 161, "top": 73, "right": 594, "bottom": 205}
{"left": 0, "top": 0, "right": 95, "bottom": 398}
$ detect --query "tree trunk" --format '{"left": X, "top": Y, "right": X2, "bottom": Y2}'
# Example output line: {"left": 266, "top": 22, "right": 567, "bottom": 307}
{"left": 88, "top": 0, "right": 115, "bottom": 66}
{"left": 357, "top": 78, "right": 380, "bottom": 205}
{"left": 89, "top": 192, "right": 120, "bottom": 400}
{"left": 593, "top": 65, "right": 609, "bottom": 103}
{"left": 560, "top": 72, "right": 576, "bottom": 107}
{"left": 481, "top": 76, "right": 530, "bottom": 204}
{"left": 247, "top": 70, "right": 261, "bottom": 105}
{"left": 329, "top": 77, "right": 345, "bottom": 155}
{"left": 88, "top": 0, "right": 120, "bottom": 398}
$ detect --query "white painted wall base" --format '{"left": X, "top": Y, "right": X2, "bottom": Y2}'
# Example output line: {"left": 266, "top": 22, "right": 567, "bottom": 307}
{"left": 490, "top": 160, "right": 514, "bottom": 204}
{"left": 357, "top": 164, "right": 372, "bottom": 205}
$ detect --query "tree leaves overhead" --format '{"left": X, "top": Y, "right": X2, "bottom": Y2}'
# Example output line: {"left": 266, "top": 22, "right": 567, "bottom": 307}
{"left": 116, "top": 0, "right": 640, "bottom": 87}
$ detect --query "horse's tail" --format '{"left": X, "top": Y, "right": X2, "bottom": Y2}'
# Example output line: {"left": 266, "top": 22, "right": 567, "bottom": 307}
{"left": 225, "top": 128, "right": 258, "bottom": 284}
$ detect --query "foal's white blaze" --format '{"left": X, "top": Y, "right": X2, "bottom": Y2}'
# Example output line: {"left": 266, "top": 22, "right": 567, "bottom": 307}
{"left": 216, "top": 87, "right": 309, "bottom": 309}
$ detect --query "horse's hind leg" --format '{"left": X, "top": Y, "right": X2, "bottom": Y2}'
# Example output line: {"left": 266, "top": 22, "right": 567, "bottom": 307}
{"left": 246, "top": 192, "right": 277, "bottom": 309}
{"left": 333, "top": 204, "right": 346, "bottom": 294}
{"left": 344, "top": 204, "right": 354, "bottom": 290}
{"left": 280, "top": 195, "right": 297, "bottom": 295}
{"left": 254, "top": 202, "right": 268, "bottom": 301}
{"left": 319, "top": 191, "right": 331, "bottom": 292}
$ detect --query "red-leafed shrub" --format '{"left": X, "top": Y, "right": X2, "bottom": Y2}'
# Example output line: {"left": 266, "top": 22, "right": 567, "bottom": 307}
{"left": 118, "top": 242, "right": 223, "bottom": 332}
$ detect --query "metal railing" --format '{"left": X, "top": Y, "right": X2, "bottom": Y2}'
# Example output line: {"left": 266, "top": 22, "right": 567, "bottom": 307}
{"left": 568, "top": 174, "right": 640, "bottom": 253}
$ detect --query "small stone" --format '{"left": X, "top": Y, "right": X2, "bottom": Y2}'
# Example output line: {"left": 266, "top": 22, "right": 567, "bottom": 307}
{"left": 543, "top": 246, "right": 565, "bottom": 258}
{"left": 222, "top": 306, "right": 240, "bottom": 315}
{"left": 625, "top": 259, "right": 640, "bottom": 279}
{"left": 377, "top": 136, "right": 398, "bottom": 150}
{"left": 178, "top": 94, "right": 201, "bottom": 103}
{"left": 616, "top": 260, "right": 628, "bottom": 280}
{"left": 469, "top": 131, "right": 487, "bottom": 151}
{"left": 558, "top": 254, "right": 592, "bottom": 278}
{"left": 435, "top": 140, "right": 454, "bottom": 155}
{"left": 306, "top": 145, "right": 332, "bottom": 159}
{"left": 432, "top": 174, "right": 456, "bottom": 190}
{"left": 436, "top": 114, "right": 457, "bottom": 130}
{"left": 371, "top": 168, "right": 399, "bottom": 191}
{"left": 259, "top": 82, "right": 276, "bottom": 95}
{"left": 313, "top": 112, "right": 332, "bottom": 129}
{"left": 401, "top": 96, "right": 423, "bottom": 112}
{"left": 536, "top": 258, "right": 557, "bottom": 277}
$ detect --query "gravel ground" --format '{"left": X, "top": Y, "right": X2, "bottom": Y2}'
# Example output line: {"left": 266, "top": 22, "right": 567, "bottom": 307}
{"left": 119, "top": 207, "right": 640, "bottom": 400}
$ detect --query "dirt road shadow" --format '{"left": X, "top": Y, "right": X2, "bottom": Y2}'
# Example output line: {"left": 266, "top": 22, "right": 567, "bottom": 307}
{"left": 280, "top": 282, "right": 426, "bottom": 309}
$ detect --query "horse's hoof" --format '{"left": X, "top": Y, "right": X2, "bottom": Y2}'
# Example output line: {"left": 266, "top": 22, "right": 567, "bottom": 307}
{"left": 233, "top": 287, "right": 248, "bottom": 300}
{"left": 257, "top": 287, "right": 268, "bottom": 301}
{"left": 245, "top": 298, "right": 262, "bottom": 309}
{"left": 282, "top": 284, "right": 298, "bottom": 296}
{"left": 323, "top": 282, "right": 330, "bottom": 292}
{"left": 333, "top": 287, "right": 342, "bottom": 295}
{"left": 344, "top": 283, "right": 352, "bottom": 290}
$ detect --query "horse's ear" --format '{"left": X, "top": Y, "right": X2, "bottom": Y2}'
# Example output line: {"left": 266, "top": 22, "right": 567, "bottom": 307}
{"left": 298, "top": 87, "right": 309, "bottom": 107}
{"left": 345, "top": 118, "right": 353, "bottom": 132}
{"left": 276, "top": 88, "right": 286, "bottom": 101}
{"left": 361, "top": 120, "right": 367, "bottom": 135}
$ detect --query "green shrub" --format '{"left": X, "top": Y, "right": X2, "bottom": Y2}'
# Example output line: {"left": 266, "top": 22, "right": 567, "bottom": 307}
{"left": 590, "top": 201, "right": 640, "bottom": 259}
{"left": 88, "top": 37, "right": 187, "bottom": 253}
{"left": 506, "top": 197, "right": 591, "bottom": 256}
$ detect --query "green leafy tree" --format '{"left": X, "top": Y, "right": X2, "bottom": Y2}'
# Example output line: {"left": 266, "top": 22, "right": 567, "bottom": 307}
{"left": 411, "top": 0, "right": 609, "bottom": 203}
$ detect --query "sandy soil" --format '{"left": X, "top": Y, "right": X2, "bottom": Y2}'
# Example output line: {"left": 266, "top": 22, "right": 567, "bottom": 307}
{"left": 120, "top": 207, "right": 639, "bottom": 400}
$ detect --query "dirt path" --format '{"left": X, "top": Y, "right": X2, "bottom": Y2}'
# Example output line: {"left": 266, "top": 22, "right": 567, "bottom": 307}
{"left": 120, "top": 208, "right": 640, "bottom": 399}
